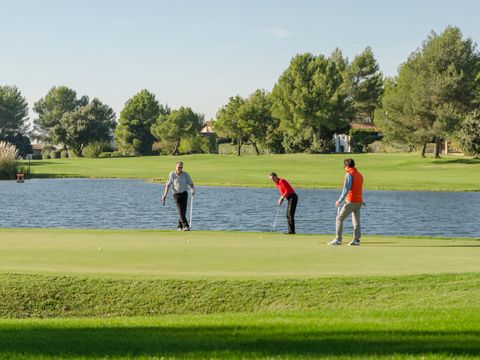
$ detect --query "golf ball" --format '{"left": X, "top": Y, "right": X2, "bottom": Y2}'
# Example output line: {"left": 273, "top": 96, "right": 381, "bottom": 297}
{"left": 187, "top": 240, "right": 191, "bottom": 244}
{"left": 98, "top": 247, "right": 103, "bottom": 251}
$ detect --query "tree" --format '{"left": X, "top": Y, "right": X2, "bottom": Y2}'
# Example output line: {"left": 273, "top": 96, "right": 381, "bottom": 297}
{"left": 33, "top": 86, "right": 88, "bottom": 142}
{"left": 237, "top": 89, "right": 279, "bottom": 155}
{"left": 151, "top": 107, "right": 204, "bottom": 155}
{"left": 0, "top": 85, "right": 32, "bottom": 157}
{"left": 271, "top": 53, "right": 352, "bottom": 153}
{"left": 114, "top": 90, "right": 167, "bottom": 155}
{"left": 459, "top": 110, "right": 480, "bottom": 157}
{"left": 53, "top": 99, "right": 116, "bottom": 156}
{"left": 375, "top": 26, "right": 479, "bottom": 157}
{"left": 214, "top": 96, "right": 247, "bottom": 156}
{"left": 347, "top": 47, "right": 384, "bottom": 123}
{"left": 0, "top": 85, "right": 29, "bottom": 136}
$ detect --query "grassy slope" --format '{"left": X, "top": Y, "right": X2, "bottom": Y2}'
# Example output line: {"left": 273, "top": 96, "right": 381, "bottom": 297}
{"left": 25, "top": 153, "right": 480, "bottom": 191}
{"left": 1, "top": 229, "right": 479, "bottom": 278}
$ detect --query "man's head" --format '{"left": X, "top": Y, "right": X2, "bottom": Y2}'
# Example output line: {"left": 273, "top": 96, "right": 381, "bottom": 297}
{"left": 269, "top": 172, "right": 279, "bottom": 183}
{"left": 175, "top": 161, "right": 184, "bottom": 174}
{"left": 343, "top": 158, "right": 355, "bottom": 168}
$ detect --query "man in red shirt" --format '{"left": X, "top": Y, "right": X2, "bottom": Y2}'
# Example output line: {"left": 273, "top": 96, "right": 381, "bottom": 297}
{"left": 270, "top": 172, "right": 298, "bottom": 234}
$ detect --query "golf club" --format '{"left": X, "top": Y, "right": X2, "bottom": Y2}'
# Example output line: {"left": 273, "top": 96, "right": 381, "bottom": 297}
{"left": 272, "top": 205, "right": 281, "bottom": 232}
{"left": 189, "top": 192, "right": 195, "bottom": 229}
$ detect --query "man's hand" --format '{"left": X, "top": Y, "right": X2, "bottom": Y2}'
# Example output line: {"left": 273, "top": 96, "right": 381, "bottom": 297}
{"left": 191, "top": 188, "right": 196, "bottom": 197}
{"left": 277, "top": 197, "right": 284, "bottom": 206}
{"left": 162, "top": 195, "right": 167, "bottom": 205}
{"left": 335, "top": 200, "right": 341, "bottom": 208}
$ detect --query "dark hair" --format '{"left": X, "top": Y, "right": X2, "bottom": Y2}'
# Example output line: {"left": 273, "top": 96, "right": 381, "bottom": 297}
{"left": 344, "top": 158, "right": 355, "bottom": 168}
{"left": 270, "top": 172, "right": 277, "bottom": 177}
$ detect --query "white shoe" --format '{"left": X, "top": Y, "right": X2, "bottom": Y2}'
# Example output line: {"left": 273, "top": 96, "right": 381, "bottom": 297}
{"left": 328, "top": 239, "right": 342, "bottom": 246}
{"left": 349, "top": 240, "right": 360, "bottom": 246}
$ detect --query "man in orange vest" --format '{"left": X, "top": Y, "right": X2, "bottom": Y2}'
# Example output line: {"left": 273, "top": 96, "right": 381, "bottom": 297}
{"left": 328, "top": 158, "right": 364, "bottom": 246}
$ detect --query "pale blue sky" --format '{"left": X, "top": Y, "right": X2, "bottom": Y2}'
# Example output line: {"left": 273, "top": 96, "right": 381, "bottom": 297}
{"left": 1, "top": 0, "right": 479, "bottom": 122}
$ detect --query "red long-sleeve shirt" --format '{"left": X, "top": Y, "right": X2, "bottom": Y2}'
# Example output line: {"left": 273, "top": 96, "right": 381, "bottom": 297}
{"left": 275, "top": 178, "right": 295, "bottom": 198}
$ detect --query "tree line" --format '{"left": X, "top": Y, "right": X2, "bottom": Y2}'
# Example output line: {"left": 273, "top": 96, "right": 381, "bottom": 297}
{"left": 1, "top": 25, "right": 479, "bottom": 158}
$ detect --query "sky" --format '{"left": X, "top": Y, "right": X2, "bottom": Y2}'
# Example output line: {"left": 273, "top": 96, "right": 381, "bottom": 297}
{"left": 1, "top": 0, "right": 479, "bottom": 123}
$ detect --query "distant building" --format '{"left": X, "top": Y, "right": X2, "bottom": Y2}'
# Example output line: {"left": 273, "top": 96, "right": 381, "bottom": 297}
{"left": 200, "top": 120, "right": 214, "bottom": 134}
{"left": 334, "top": 123, "right": 378, "bottom": 153}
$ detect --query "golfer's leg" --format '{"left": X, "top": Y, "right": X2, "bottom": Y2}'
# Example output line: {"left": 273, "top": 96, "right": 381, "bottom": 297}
{"left": 352, "top": 203, "right": 361, "bottom": 241}
{"left": 173, "top": 194, "right": 183, "bottom": 228}
{"left": 287, "top": 194, "right": 298, "bottom": 234}
{"left": 335, "top": 203, "right": 353, "bottom": 242}
{"left": 180, "top": 192, "right": 189, "bottom": 228}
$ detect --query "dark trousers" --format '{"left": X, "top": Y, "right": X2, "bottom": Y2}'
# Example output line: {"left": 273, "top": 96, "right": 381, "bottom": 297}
{"left": 286, "top": 193, "right": 298, "bottom": 234}
{"left": 173, "top": 191, "right": 189, "bottom": 229}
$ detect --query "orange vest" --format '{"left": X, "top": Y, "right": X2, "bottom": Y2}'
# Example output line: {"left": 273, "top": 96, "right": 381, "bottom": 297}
{"left": 345, "top": 167, "right": 363, "bottom": 203}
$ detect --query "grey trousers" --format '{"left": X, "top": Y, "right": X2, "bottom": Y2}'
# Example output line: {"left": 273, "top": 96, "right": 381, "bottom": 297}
{"left": 335, "top": 202, "right": 362, "bottom": 242}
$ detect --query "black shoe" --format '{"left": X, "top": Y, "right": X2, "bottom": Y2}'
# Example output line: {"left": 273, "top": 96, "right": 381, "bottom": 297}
{"left": 284, "top": 232, "right": 295, "bottom": 235}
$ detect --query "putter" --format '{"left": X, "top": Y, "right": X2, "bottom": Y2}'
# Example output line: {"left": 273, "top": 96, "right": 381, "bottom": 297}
{"left": 272, "top": 205, "right": 281, "bottom": 232}
{"left": 189, "top": 193, "right": 194, "bottom": 229}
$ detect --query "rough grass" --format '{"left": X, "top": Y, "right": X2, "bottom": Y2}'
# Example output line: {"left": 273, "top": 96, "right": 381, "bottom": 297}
{"left": 0, "top": 272, "right": 479, "bottom": 318}
{"left": 24, "top": 153, "right": 480, "bottom": 191}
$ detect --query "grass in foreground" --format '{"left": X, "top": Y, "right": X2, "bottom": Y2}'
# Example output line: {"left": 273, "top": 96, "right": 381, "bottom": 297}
{"left": 24, "top": 153, "right": 480, "bottom": 191}
{"left": 1, "top": 310, "right": 480, "bottom": 359}
{"left": 1, "top": 229, "right": 479, "bottom": 358}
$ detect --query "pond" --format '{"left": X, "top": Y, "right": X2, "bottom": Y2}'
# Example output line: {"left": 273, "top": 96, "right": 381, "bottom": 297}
{"left": 0, "top": 179, "right": 479, "bottom": 238}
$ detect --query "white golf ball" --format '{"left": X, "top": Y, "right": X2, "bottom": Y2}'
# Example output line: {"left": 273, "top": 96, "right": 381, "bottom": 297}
{"left": 98, "top": 247, "right": 103, "bottom": 251}
{"left": 187, "top": 240, "right": 191, "bottom": 244}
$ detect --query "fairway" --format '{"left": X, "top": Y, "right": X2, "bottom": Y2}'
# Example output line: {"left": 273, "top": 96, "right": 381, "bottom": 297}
{"left": 24, "top": 153, "right": 480, "bottom": 191}
{"left": 1, "top": 229, "right": 479, "bottom": 278}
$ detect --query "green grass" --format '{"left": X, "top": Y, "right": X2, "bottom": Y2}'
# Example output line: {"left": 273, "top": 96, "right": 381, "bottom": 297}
{"left": 1, "top": 229, "right": 479, "bottom": 278}
{"left": 1, "top": 310, "right": 480, "bottom": 359}
{"left": 1, "top": 228, "right": 479, "bottom": 358}
{"left": 24, "top": 153, "right": 480, "bottom": 191}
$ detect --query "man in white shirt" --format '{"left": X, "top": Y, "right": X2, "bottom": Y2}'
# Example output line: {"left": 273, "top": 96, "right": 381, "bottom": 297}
{"left": 162, "top": 161, "right": 195, "bottom": 231}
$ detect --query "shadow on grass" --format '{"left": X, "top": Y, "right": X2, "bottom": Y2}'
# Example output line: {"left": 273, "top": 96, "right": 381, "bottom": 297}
{"left": 0, "top": 326, "right": 479, "bottom": 357}
{"left": 432, "top": 158, "right": 480, "bottom": 165}
{"left": 366, "top": 244, "right": 480, "bottom": 248}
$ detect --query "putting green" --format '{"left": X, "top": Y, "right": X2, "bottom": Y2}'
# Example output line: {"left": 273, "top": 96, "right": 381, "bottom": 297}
{"left": 1, "top": 229, "right": 479, "bottom": 278}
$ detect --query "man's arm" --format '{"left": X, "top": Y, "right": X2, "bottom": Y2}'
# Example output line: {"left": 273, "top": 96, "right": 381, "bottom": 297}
{"left": 336, "top": 173, "right": 352, "bottom": 206}
{"left": 162, "top": 173, "right": 172, "bottom": 204}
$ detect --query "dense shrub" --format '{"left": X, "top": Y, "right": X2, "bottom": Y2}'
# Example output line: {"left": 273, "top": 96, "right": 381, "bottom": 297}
{"left": 50, "top": 150, "right": 60, "bottom": 159}
{"left": 31, "top": 154, "right": 42, "bottom": 160}
{"left": 349, "top": 129, "right": 383, "bottom": 153}
{"left": 98, "top": 152, "right": 112, "bottom": 158}
{"left": 111, "top": 151, "right": 126, "bottom": 158}
{"left": 218, "top": 143, "right": 265, "bottom": 155}
{"left": 459, "top": 111, "right": 480, "bottom": 157}
{"left": 83, "top": 141, "right": 113, "bottom": 158}
{"left": 0, "top": 141, "right": 19, "bottom": 179}
{"left": 178, "top": 134, "right": 210, "bottom": 154}
{"left": 60, "top": 150, "right": 69, "bottom": 158}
